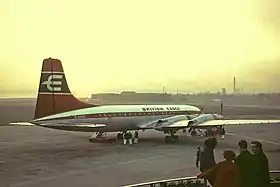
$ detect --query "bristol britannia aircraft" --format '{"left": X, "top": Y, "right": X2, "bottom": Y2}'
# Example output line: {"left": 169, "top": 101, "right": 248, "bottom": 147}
{"left": 8, "top": 58, "right": 280, "bottom": 143}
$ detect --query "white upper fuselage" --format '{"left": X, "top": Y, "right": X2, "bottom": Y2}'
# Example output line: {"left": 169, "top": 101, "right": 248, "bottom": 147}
{"left": 31, "top": 104, "right": 201, "bottom": 132}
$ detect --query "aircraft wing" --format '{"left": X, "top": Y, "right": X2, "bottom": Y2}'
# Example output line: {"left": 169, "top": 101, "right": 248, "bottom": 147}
{"left": 149, "top": 118, "right": 280, "bottom": 130}
{"left": 194, "top": 119, "right": 280, "bottom": 127}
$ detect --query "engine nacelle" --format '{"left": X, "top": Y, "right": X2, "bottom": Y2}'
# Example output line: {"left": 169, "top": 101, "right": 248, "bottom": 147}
{"left": 188, "top": 114, "right": 223, "bottom": 127}
{"left": 158, "top": 115, "right": 189, "bottom": 124}
{"left": 155, "top": 115, "right": 189, "bottom": 131}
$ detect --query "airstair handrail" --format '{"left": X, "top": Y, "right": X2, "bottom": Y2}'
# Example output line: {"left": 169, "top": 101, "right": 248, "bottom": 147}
{"left": 270, "top": 170, "right": 280, "bottom": 174}
{"left": 122, "top": 176, "right": 202, "bottom": 187}
{"left": 123, "top": 170, "right": 280, "bottom": 187}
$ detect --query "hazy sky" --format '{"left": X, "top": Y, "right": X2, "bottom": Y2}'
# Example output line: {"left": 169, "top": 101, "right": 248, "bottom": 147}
{"left": 1, "top": 0, "right": 280, "bottom": 97}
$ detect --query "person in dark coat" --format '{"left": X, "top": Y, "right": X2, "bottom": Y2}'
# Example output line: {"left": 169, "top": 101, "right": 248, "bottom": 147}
{"left": 196, "top": 147, "right": 201, "bottom": 168}
{"left": 209, "top": 137, "right": 218, "bottom": 149}
{"left": 199, "top": 137, "right": 217, "bottom": 186}
{"left": 221, "top": 127, "right": 225, "bottom": 139}
{"left": 199, "top": 138, "right": 216, "bottom": 171}
{"left": 235, "top": 140, "right": 254, "bottom": 187}
{"left": 251, "top": 141, "right": 270, "bottom": 187}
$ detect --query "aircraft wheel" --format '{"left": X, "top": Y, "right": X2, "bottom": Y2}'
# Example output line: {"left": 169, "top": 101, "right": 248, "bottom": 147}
{"left": 165, "top": 136, "right": 171, "bottom": 143}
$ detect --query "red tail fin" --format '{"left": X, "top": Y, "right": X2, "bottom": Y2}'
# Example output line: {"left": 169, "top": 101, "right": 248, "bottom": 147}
{"left": 34, "top": 58, "right": 97, "bottom": 119}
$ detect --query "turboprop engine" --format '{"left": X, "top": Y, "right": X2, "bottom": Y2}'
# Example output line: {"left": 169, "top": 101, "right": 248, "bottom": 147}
{"left": 154, "top": 115, "right": 190, "bottom": 131}
{"left": 188, "top": 114, "right": 224, "bottom": 128}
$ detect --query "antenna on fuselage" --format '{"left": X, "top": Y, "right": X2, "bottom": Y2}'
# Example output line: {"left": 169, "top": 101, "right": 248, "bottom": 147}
{"left": 199, "top": 107, "right": 204, "bottom": 115}
{"left": 220, "top": 102, "right": 223, "bottom": 115}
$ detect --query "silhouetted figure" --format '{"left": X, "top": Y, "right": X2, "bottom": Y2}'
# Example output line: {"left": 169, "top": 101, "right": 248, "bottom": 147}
{"left": 117, "top": 133, "right": 122, "bottom": 140}
{"left": 221, "top": 127, "right": 225, "bottom": 139}
{"left": 198, "top": 150, "right": 239, "bottom": 187}
{"left": 196, "top": 147, "right": 201, "bottom": 168}
{"left": 206, "top": 127, "right": 215, "bottom": 137}
{"left": 134, "top": 131, "right": 139, "bottom": 144}
{"left": 123, "top": 131, "right": 128, "bottom": 145}
{"left": 128, "top": 132, "right": 133, "bottom": 145}
{"left": 235, "top": 140, "right": 254, "bottom": 187}
{"left": 199, "top": 137, "right": 217, "bottom": 186}
{"left": 251, "top": 141, "right": 270, "bottom": 187}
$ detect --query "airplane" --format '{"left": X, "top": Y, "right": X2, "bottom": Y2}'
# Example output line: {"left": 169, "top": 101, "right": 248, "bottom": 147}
{"left": 7, "top": 58, "right": 280, "bottom": 143}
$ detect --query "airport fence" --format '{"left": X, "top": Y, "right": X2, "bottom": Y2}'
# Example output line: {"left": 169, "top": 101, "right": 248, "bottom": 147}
{"left": 123, "top": 170, "right": 280, "bottom": 187}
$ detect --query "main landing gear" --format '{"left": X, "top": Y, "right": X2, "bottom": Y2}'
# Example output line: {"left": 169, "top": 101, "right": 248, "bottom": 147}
{"left": 164, "top": 131, "right": 179, "bottom": 143}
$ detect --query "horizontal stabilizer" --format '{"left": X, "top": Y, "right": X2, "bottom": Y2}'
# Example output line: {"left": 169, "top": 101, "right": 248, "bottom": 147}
{"left": 6, "top": 122, "right": 35, "bottom": 126}
{"left": 37, "top": 123, "right": 106, "bottom": 132}
{"left": 41, "top": 122, "right": 106, "bottom": 128}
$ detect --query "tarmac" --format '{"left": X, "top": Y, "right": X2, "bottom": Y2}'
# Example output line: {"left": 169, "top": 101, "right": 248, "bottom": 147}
{"left": 0, "top": 99, "right": 280, "bottom": 187}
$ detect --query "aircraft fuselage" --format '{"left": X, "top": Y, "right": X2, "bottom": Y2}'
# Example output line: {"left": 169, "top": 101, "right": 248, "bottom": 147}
{"left": 31, "top": 104, "right": 201, "bottom": 132}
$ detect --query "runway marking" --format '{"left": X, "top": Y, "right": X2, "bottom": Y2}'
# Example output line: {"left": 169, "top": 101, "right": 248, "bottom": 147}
{"left": 226, "top": 133, "right": 280, "bottom": 146}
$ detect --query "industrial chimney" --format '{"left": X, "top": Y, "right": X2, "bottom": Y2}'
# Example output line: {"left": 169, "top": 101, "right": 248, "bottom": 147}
{"left": 233, "top": 77, "right": 236, "bottom": 93}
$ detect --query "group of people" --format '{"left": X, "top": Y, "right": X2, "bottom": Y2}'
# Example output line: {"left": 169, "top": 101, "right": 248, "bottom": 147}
{"left": 119, "top": 131, "right": 139, "bottom": 145}
{"left": 207, "top": 126, "right": 225, "bottom": 138}
{"left": 189, "top": 126, "right": 226, "bottom": 140}
{"left": 196, "top": 137, "right": 270, "bottom": 187}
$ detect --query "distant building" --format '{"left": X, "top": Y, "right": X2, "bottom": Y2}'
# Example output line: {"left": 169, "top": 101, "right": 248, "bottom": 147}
{"left": 235, "top": 88, "right": 241, "bottom": 94}
{"left": 120, "top": 91, "right": 137, "bottom": 95}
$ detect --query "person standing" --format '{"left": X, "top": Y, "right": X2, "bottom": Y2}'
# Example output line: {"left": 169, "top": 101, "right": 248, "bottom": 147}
{"left": 199, "top": 138, "right": 217, "bottom": 171}
{"left": 251, "top": 141, "right": 270, "bottom": 187}
{"left": 117, "top": 133, "right": 123, "bottom": 141}
{"left": 198, "top": 150, "right": 239, "bottom": 187}
{"left": 134, "top": 131, "right": 139, "bottom": 144}
{"left": 221, "top": 127, "right": 225, "bottom": 139}
{"left": 199, "top": 137, "right": 217, "bottom": 186}
{"left": 128, "top": 132, "right": 133, "bottom": 145}
{"left": 123, "top": 131, "right": 127, "bottom": 145}
{"left": 196, "top": 147, "right": 201, "bottom": 168}
{"left": 235, "top": 140, "right": 254, "bottom": 187}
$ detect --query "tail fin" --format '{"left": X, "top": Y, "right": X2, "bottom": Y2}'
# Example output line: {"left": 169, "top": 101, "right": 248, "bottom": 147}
{"left": 34, "top": 58, "right": 97, "bottom": 119}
